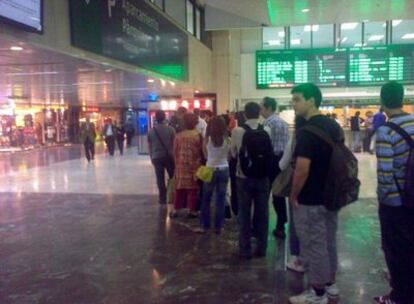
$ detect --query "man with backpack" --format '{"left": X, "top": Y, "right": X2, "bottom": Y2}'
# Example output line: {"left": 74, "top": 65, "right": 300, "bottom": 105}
{"left": 231, "top": 102, "right": 273, "bottom": 259}
{"left": 374, "top": 82, "right": 414, "bottom": 304}
{"left": 289, "top": 83, "right": 344, "bottom": 304}
{"left": 261, "top": 97, "right": 289, "bottom": 239}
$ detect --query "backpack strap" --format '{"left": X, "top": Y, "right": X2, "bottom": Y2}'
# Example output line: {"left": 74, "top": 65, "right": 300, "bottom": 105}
{"left": 241, "top": 124, "right": 252, "bottom": 132}
{"left": 385, "top": 122, "right": 414, "bottom": 148}
{"left": 301, "top": 125, "right": 335, "bottom": 148}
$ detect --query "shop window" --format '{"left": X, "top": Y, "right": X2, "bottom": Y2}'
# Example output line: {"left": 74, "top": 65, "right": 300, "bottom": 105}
{"left": 340, "top": 22, "right": 362, "bottom": 47}
{"left": 364, "top": 21, "right": 386, "bottom": 46}
{"left": 165, "top": 0, "right": 186, "bottom": 28}
{"left": 392, "top": 19, "right": 414, "bottom": 44}
{"left": 196, "top": 8, "right": 201, "bottom": 39}
{"left": 262, "top": 27, "right": 285, "bottom": 49}
{"left": 312, "top": 24, "right": 334, "bottom": 48}
{"left": 290, "top": 25, "right": 311, "bottom": 49}
{"left": 186, "top": 0, "right": 194, "bottom": 35}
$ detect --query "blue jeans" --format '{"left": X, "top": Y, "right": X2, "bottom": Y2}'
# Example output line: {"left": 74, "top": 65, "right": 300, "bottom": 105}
{"left": 237, "top": 177, "right": 270, "bottom": 256}
{"left": 352, "top": 131, "right": 361, "bottom": 152}
{"left": 200, "top": 168, "right": 230, "bottom": 230}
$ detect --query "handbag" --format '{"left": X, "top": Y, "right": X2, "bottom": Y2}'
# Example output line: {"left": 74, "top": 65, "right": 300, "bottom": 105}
{"left": 196, "top": 166, "right": 214, "bottom": 183}
{"left": 272, "top": 165, "right": 293, "bottom": 197}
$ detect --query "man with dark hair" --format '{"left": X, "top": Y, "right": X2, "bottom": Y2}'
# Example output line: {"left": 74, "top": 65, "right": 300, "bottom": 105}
{"left": 148, "top": 110, "right": 176, "bottom": 205}
{"left": 261, "top": 97, "right": 289, "bottom": 238}
{"left": 289, "top": 83, "right": 342, "bottom": 304}
{"left": 374, "top": 82, "right": 414, "bottom": 304}
{"left": 194, "top": 108, "right": 207, "bottom": 137}
{"left": 231, "top": 102, "right": 272, "bottom": 259}
{"left": 350, "top": 111, "right": 364, "bottom": 152}
{"left": 80, "top": 116, "right": 96, "bottom": 162}
{"left": 170, "top": 107, "right": 187, "bottom": 133}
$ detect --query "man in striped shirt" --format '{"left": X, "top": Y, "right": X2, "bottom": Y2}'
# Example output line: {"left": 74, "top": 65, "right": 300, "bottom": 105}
{"left": 375, "top": 81, "right": 414, "bottom": 304}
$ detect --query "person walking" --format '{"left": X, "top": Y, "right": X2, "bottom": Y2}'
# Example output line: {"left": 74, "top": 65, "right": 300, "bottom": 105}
{"left": 115, "top": 121, "right": 125, "bottom": 155}
{"left": 194, "top": 108, "right": 207, "bottom": 138}
{"left": 196, "top": 116, "right": 230, "bottom": 234}
{"left": 102, "top": 119, "right": 116, "bottom": 156}
{"left": 124, "top": 119, "right": 135, "bottom": 147}
{"left": 350, "top": 111, "right": 364, "bottom": 152}
{"left": 231, "top": 102, "right": 273, "bottom": 259}
{"left": 79, "top": 116, "right": 96, "bottom": 162}
{"left": 170, "top": 113, "right": 203, "bottom": 218}
{"left": 374, "top": 82, "right": 414, "bottom": 304}
{"left": 261, "top": 96, "right": 289, "bottom": 238}
{"left": 148, "top": 110, "right": 175, "bottom": 205}
{"left": 289, "top": 83, "right": 342, "bottom": 304}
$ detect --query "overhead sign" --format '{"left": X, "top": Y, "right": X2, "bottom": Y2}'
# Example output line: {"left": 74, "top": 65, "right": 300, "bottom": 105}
{"left": 257, "top": 45, "right": 414, "bottom": 89}
{"left": 0, "top": 0, "right": 43, "bottom": 32}
{"left": 69, "top": 0, "right": 189, "bottom": 81}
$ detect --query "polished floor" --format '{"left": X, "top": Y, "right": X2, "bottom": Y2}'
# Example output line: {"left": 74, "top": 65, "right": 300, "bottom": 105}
{"left": 0, "top": 145, "right": 388, "bottom": 304}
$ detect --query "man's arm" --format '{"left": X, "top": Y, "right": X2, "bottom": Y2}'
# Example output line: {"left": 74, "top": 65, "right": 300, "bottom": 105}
{"left": 230, "top": 128, "right": 239, "bottom": 158}
{"left": 290, "top": 157, "right": 311, "bottom": 208}
{"left": 376, "top": 127, "right": 394, "bottom": 203}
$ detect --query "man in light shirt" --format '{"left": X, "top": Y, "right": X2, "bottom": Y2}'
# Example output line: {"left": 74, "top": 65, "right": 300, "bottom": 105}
{"left": 194, "top": 108, "right": 207, "bottom": 137}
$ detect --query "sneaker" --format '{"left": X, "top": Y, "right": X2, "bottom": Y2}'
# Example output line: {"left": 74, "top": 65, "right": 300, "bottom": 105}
{"left": 289, "top": 289, "right": 328, "bottom": 304}
{"left": 325, "top": 283, "right": 339, "bottom": 298}
{"left": 286, "top": 256, "right": 306, "bottom": 273}
{"left": 374, "top": 295, "right": 397, "bottom": 304}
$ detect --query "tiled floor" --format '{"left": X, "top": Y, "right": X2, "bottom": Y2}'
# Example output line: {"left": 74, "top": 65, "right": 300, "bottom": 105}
{"left": 0, "top": 145, "right": 389, "bottom": 303}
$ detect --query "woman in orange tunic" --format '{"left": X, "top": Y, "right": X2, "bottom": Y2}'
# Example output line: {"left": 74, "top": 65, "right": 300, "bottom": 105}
{"left": 170, "top": 113, "right": 203, "bottom": 218}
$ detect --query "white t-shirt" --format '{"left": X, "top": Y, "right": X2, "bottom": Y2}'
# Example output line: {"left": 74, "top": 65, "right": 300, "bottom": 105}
{"left": 206, "top": 137, "right": 230, "bottom": 168}
{"left": 196, "top": 117, "right": 207, "bottom": 137}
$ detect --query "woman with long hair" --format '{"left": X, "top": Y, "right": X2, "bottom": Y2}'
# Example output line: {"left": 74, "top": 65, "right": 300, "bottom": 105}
{"left": 170, "top": 113, "right": 203, "bottom": 218}
{"left": 196, "top": 116, "right": 231, "bottom": 234}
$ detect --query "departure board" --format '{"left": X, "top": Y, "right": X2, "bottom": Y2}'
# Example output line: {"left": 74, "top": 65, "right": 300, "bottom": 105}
{"left": 257, "top": 45, "right": 414, "bottom": 89}
{"left": 348, "top": 45, "right": 414, "bottom": 86}
{"left": 257, "top": 49, "right": 347, "bottom": 89}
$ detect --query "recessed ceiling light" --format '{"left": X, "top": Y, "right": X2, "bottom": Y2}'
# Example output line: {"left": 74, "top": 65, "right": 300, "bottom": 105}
{"left": 10, "top": 46, "right": 23, "bottom": 51}
{"left": 341, "top": 37, "right": 348, "bottom": 43}
{"left": 304, "top": 25, "right": 319, "bottom": 32}
{"left": 278, "top": 31, "right": 285, "bottom": 38}
{"left": 195, "top": 90, "right": 200, "bottom": 93}
{"left": 392, "top": 20, "right": 402, "bottom": 27}
{"left": 147, "top": 79, "right": 155, "bottom": 83}
{"left": 291, "top": 39, "right": 301, "bottom": 45}
{"left": 268, "top": 39, "right": 281, "bottom": 46}
{"left": 353, "top": 43, "right": 367, "bottom": 47}
{"left": 301, "top": 8, "right": 310, "bottom": 13}
{"left": 368, "top": 35, "right": 384, "bottom": 41}
{"left": 402, "top": 33, "right": 414, "bottom": 39}
{"left": 341, "top": 23, "right": 359, "bottom": 30}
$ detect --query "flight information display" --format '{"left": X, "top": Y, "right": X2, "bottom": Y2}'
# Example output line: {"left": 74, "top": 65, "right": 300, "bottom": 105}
{"left": 257, "top": 49, "right": 347, "bottom": 89}
{"left": 257, "top": 45, "right": 414, "bottom": 89}
{"left": 0, "top": 0, "right": 42, "bottom": 32}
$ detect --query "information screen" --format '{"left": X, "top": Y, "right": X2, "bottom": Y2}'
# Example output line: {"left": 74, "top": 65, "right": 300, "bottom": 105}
{"left": 348, "top": 46, "right": 414, "bottom": 86}
{"left": 257, "top": 49, "right": 347, "bottom": 89}
{"left": 257, "top": 45, "right": 414, "bottom": 89}
{"left": 0, "top": 0, "right": 42, "bottom": 32}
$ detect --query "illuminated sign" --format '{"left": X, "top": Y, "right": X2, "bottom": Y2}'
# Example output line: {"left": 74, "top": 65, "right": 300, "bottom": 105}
{"left": 257, "top": 45, "right": 414, "bottom": 89}
{"left": 0, "top": 0, "right": 43, "bottom": 32}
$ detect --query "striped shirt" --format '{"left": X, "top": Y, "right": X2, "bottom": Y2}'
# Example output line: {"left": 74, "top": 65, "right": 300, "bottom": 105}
{"left": 264, "top": 114, "right": 289, "bottom": 155}
{"left": 376, "top": 113, "right": 414, "bottom": 206}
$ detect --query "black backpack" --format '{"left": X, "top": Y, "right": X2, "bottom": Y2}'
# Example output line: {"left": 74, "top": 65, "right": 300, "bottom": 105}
{"left": 303, "top": 125, "right": 361, "bottom": 211}
{"left": 384, "top": 122, "right": 414, "bottom": 209}
{"left": 239, "top": 124, "right": 273, "bottom": 179}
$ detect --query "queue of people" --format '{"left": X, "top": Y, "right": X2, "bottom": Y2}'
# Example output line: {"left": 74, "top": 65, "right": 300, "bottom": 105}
{"left": 146, "top": 81, "right": 413, "bottom": 304}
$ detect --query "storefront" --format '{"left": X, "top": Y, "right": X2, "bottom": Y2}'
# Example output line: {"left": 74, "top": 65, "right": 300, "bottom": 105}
{"left": 0, "top": 102, "right": 69, "bottom": 151}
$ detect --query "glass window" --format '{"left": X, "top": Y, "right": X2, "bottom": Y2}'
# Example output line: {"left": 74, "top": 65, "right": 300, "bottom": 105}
{"left": 290, "top": 25, "right": 311, "bottom": 49}
{"left": 196, "top": 8, "right": 201, "bottom": 39}
{"left": 312, "top": 24, "right": 334, "bottom": 48}
{"left": 392, "top": 19, "right": 414, "bottom": 44}
{"left": 186, "top": 0, "right": 194, "bottom": 34}
{"left": 165, "top": 0, "right": 186, "bottom": 28}
{"left": 340, "top": 22, "right": 362, "bottom": 47}
{"left": 262, "top": 27, "right": 285, "bottom": 49}
{"left": 150, "top": 0, "right": 163, "bottom": 9}
{"left": 364, "top": 21, "right": 386, "bottom": 46}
